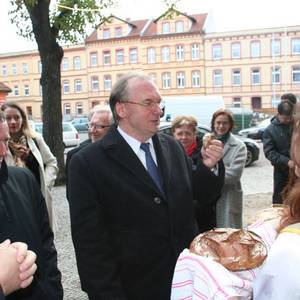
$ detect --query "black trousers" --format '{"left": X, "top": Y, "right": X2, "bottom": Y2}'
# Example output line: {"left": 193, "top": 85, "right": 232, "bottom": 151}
{"left": 273, "top": 167, "right": 289, "bottom": 204}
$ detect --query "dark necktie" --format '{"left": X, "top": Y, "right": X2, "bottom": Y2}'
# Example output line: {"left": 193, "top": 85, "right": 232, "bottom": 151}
{"left": 140, "top": 142, "right": 164, "bottom": 194}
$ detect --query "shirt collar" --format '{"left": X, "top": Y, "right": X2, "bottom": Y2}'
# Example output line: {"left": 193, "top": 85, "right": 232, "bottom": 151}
{"left": 117, "top": 126, "right": 154, "bottom": 155}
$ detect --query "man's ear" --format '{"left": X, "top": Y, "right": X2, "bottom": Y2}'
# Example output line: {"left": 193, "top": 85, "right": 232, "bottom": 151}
{"left": 115, "top": 102, "right": 126, "bottom": 119}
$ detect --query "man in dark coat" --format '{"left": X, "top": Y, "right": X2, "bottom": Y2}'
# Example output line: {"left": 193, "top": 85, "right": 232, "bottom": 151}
{"left": 65, "top": 105, "right": 113, "bottom": 199}
{"left": 263, "top": 101, "right": 294, "bottom": 204}
{"left": 0, "top": 113, "right": 63, "bottom": 300}
{"left": 68, "top": 73, "right": 224, "bottom": 300}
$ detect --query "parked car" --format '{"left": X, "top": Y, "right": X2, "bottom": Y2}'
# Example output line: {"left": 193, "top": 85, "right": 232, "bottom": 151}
{"left": 30, "top": 121, "right": 80, "bottom": 148}
{"left": 71, "top": 117, "right": 89, "bottom": 132}
{"left": 238, "top": 117, "right": 272, "bottom": 140}
{"left": 159, "top": 122, "right": 259, "bottom": 167}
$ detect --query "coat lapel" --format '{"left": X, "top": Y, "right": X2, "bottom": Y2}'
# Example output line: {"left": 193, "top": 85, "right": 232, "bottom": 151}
{"left": 101, "top": 126, "right": 166, "bottom": 197}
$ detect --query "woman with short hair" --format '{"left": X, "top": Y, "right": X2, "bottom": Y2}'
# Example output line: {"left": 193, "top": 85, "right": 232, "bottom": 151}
{"left": 211, "top": 108, "right": 247, "bottom": 228}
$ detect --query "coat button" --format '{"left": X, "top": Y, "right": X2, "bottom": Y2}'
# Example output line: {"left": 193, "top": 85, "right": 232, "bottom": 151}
{"left": 154, "top": 197, "right": 162, "bottom": 204}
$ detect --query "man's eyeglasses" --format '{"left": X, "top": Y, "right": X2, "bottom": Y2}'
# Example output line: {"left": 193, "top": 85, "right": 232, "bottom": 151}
{"left": 123, "top": 100, "right": 165, "bottom": 110}
{"left": 88, "top": 123, "right": 110, "bottom": 130}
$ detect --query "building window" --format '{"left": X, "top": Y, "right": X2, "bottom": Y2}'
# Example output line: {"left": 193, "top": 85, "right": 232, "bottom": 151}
{"left": 271, "top": 95, "right": 281, "bottom": 108}
{"left": 232, "top": 69, "right": 241, "bottom": 86}
{"left": 147, "top": 47, "right": 156, "bottom": 64}
{"left": 24, "top": 84, "right": 30, "bottom": 96}
{"left": 104, "top": 75, "right": 112, "bottom": 91}
{"left": 176, "top": 72, "right": 185, "bottom": 88}
{"left": 64, "top": 103, "right": 71, "bottom": 115}
{"left": 76, "top": 103, "right": 83, "bottom": 115}
{"left": 62, "top": 57, "right": 69, "bottom": 71}
{"left": 90, "top": 52, "right": 98, "bottom": 67}
{"left": 39, "top": 84, "right": 43, "bottom": 96}
{"left": 103, "top": 28, "right": 110, "bottom": 39}
{"left": 91, "top": 76, "right": 99, "bottom": 91}
{"left": 192, "top": 71, "right": 200, "bottom": 87}
{"left": 12, "top": 64, "right": 17, "bottom": 75}
{"left": 22, "top": 63, "right": 28, "bottom": 74}
{"left": 191, "top": 43, "right": 200, "bottom": 60}
{"left": 162, "top": 22, "right": 170, "bottom": 34}
{"left": 116, "top": 49, "right": 124, "bottom": 64}
{"left": 213, "top": 70, "right": 222, "bottom": 87}
{"left": 161, "top": 46, "right": 170, "bottom": 63}
{"left": 74, "top": 79, "right": 82, "bottom": 93}
{"left": 176, "top": 45, "right": 184, "bottom": 61}
{"left": 129, "top": 48, "right": 138, "bottom": 64}
{"left": 115, "top": 27, "right": 122, "bottom": 38}
{"left": 292, "top": 39, "right": 300, "bottom": 55}
{"left": 212, "top": 44, "right": 222, "bottom": 60}
{"left": 233, "top": 97, "right": 242, "bottom": 108}
{"left": 251, "top": 68, "right": 261, "bottom": 85}
{"left": 292, "top": 66, "right": 300, "bottom": 83}
{"left": 73, "top": 56, "right": 81, "bottom": 70}
{"left": 175, "top": 21, "right": 184, "bottom": 33}
{"left": 231, "top": 43, "right": 241, "bottom": 59}
{"left": 271, "top": 39, "right": 281, "bottom": 56}
{"left": 272, "top": 66, "right": 281, "bottom": 84}
{"left": 38, "top": 61, "right": 42, "bottom": 74}
{"left": 2, "top": 65, "right": 7, "bottom": 76}
{"left": 251, "top": 41, "right": 260, "bottom": 58}
{"left": 63, "top": 80, "right": 70, "bottom": 94}
{"left": 103, "top": 51, "right": 111, "bottom": 65}
{"left": 13, "top": 85, "right": 19, "bottom": 96}
{"left": 162, "top": 72, "right": 171, "bottom": 89}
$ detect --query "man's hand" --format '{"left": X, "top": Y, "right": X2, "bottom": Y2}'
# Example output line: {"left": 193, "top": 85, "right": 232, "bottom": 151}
{"left": 0, "top": 240, "right": 37, "bottom": 296}
{"left": 11, "top": 242, "right": 37, "bottom": 289}
{"left": 0, "top": 240, "right": 21, "bottom": 296}
{"left": 201, "top": 139, "right": 224, "bottom": 169}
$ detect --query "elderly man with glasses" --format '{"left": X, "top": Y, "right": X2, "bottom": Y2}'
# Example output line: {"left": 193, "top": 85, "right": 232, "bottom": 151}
{"left": 68, "top": 73, "right": 224, "bottom": 300}
{"left": 65, "top": 105, "right": 113, "bottom": 198}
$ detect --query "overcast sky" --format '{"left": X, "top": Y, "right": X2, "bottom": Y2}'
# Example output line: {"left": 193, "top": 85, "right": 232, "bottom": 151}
{"left": 1, "top": 0, "right": 299, "bottom": 54}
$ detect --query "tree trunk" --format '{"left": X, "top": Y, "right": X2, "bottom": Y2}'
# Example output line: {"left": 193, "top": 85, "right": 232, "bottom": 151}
{"left": 25, "top": 0, "right": 65, "bottom": 184}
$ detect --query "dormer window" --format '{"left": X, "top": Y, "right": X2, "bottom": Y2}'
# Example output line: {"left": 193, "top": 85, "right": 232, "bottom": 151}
{"left": 175, "top": 21, "right": 184, "bottom": 33}
{"left": 162, "top": 22, "right": 170, "bottom": 34}
{"left": 115, "top": 27, "right": 122, "bottom": 38}
{"left": 103, "top": 29, "right": 110, "bottom": 39}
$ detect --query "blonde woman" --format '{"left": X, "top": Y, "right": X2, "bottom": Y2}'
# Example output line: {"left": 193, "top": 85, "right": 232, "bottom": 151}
{"left": 2, "top": 102, "right": 58, "bottom": 230}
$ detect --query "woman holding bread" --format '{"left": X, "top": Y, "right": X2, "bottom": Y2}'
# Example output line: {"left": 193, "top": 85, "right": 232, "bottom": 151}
{"left": 211, "top": 108, "right": 247, "bottom": 228}
{"left": 171, "top": 115, "right": 224, "bottom": 232}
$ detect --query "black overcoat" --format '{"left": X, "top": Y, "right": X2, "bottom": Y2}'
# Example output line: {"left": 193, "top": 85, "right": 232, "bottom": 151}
{"left": 68, "top": 125, "right": 223, "bottom": 300}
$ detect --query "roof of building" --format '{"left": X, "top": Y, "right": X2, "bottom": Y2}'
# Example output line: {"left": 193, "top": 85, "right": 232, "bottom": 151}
{"left": 85, "top": 11, "right": 207, "bottom": 43}
{"left": 85, "top": 16, "right": 149, "bottom": 43}
{"left": 0, "top": 82, "right": 11, "bottom": 93}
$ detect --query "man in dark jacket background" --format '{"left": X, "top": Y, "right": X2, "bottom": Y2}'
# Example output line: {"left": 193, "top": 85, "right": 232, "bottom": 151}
{"left": 0, "top": 111, "right": 63, "bottom": 300}
{"left": 263, "top": 100, "right": 294, "bottom": 204}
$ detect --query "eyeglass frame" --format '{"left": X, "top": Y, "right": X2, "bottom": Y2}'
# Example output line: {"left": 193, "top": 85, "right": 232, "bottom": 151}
{"left": 87, "top": 122, "right": 111, "bottom": 130}
{"left": 123, "top": 99, "right": 165, "bottom": 110}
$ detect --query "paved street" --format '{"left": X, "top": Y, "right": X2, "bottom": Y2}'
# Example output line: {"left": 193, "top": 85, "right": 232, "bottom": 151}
{"left": 56, "top": 137, "right": 274, "bottom": 299}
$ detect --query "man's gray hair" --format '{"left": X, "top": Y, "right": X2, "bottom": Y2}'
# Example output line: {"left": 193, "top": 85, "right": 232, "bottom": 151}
{"left": 89, "top": 104, "right": 113, "bottom": 124}
{"left": 109, "top": 72, "right": 153, "bottom": 123}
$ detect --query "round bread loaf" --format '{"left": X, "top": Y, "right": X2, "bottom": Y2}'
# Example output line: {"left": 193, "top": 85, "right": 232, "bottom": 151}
{"left": 189, "top": 228, "right": 267, "bottom": 271}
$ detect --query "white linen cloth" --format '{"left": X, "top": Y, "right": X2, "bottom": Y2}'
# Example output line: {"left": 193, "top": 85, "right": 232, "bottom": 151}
{"left": 171, "top": 219, "right": 278, "bottom": 300}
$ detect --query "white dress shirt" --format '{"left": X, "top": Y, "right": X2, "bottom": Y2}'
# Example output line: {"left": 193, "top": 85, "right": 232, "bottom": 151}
{"left": 117, "top": 126, "right": 158, "bottom": 170}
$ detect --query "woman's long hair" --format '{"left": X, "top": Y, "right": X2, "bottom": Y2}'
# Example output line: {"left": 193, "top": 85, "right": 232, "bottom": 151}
{"left": 1, "top": 102, "right": 36, "bottom": 138}
{"left": 280, "top": 103, "right": 300, "bottom": 230}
